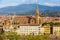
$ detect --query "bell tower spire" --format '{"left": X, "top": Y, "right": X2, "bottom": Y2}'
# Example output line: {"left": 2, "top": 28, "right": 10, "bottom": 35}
{"left": 35, "top": 2, "right": 40, "bottom": 24}
{"left": 36, "top": 5, "right": 39, "bottom": 16}
{"left": 35, "top": 0, "right": 39, "bottom": 17}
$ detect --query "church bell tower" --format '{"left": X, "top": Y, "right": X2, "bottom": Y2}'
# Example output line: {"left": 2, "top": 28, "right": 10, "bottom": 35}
{"left": 35, "top": 5, "right": 40, "bottom": 24}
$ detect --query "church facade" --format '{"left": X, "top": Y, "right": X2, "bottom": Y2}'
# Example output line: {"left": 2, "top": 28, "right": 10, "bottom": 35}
{"left": 12, "top": 5, "right": 41, "bottom": 26}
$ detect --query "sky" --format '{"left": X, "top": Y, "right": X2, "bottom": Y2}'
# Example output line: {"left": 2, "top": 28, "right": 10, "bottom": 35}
{"left": 0, "top": 0, "right": 60, "bottom": 8}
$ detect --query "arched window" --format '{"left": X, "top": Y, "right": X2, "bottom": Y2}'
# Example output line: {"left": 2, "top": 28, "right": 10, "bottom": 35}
{"left": 30, "top": 19, "right": 36, "bottom": 24}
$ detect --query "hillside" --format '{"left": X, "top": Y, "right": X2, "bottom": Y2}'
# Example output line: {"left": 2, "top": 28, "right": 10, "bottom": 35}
{"left": 0, "top": 4, "right": 60, "bottom": 16}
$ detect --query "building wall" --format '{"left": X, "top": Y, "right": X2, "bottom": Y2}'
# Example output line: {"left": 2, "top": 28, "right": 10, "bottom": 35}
{"left": 53, "top": 27, "right": 60, "bottom": 35}
{"left": 42, "top": 25, "right": 50, "bottom": 34}
{"left": 41, "top": 25, "right": 60, "bottom": 35}
{"left": 40, "top": 27, "right": 44, "bottom": 34}
{"left": 16, "top": 26, "right": 40, "bottom": 35}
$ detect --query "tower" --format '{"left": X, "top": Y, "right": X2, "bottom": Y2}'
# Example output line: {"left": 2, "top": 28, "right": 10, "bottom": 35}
{"left": 35, "top": 5, "right": 40, "bottom": 24}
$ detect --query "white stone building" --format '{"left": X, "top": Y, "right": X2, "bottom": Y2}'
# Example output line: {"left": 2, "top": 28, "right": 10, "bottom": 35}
{"left": 15, "top": 26, "right": 44, "bottom": 35}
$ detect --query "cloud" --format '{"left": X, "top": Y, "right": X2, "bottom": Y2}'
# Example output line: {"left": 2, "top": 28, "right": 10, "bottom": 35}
{"left": 0, "top": 3, "right": 20, "bottom": 8}
{"left": 0, "top": 0, "right": 60, "bottom": 8}
{"left": 43, "top": 2, "right": 60, "bottom": 6}
{"left": 0, "top": 0, "right": 36, "bottom": 8}
{"left": 22, "top": 0, "right": 36, "bottom": 4}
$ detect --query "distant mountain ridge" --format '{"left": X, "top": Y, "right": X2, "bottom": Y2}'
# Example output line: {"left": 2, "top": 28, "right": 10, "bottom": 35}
{"left": 0, "top": 4, "right": 60, "bottom": 16}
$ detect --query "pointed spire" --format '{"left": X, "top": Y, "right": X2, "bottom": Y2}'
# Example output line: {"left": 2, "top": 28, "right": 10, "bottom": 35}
{"left": 36, "top": 4, "right": 39, "bottom": 16}
{"left": 35, "top": 4, "right": 40, "bottom": 24}
{"left": 35, "top": 0, "right": 39, "bottom": 16}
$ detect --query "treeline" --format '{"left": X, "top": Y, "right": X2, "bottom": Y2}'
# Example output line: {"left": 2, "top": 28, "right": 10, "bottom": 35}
{"left": 0, "top": 31, "right": 50, "bottom": 40}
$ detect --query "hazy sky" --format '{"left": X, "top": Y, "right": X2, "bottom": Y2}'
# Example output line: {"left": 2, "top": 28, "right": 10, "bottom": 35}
{"left": 0, "top": 0, "right": 60, "bottom": 8}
